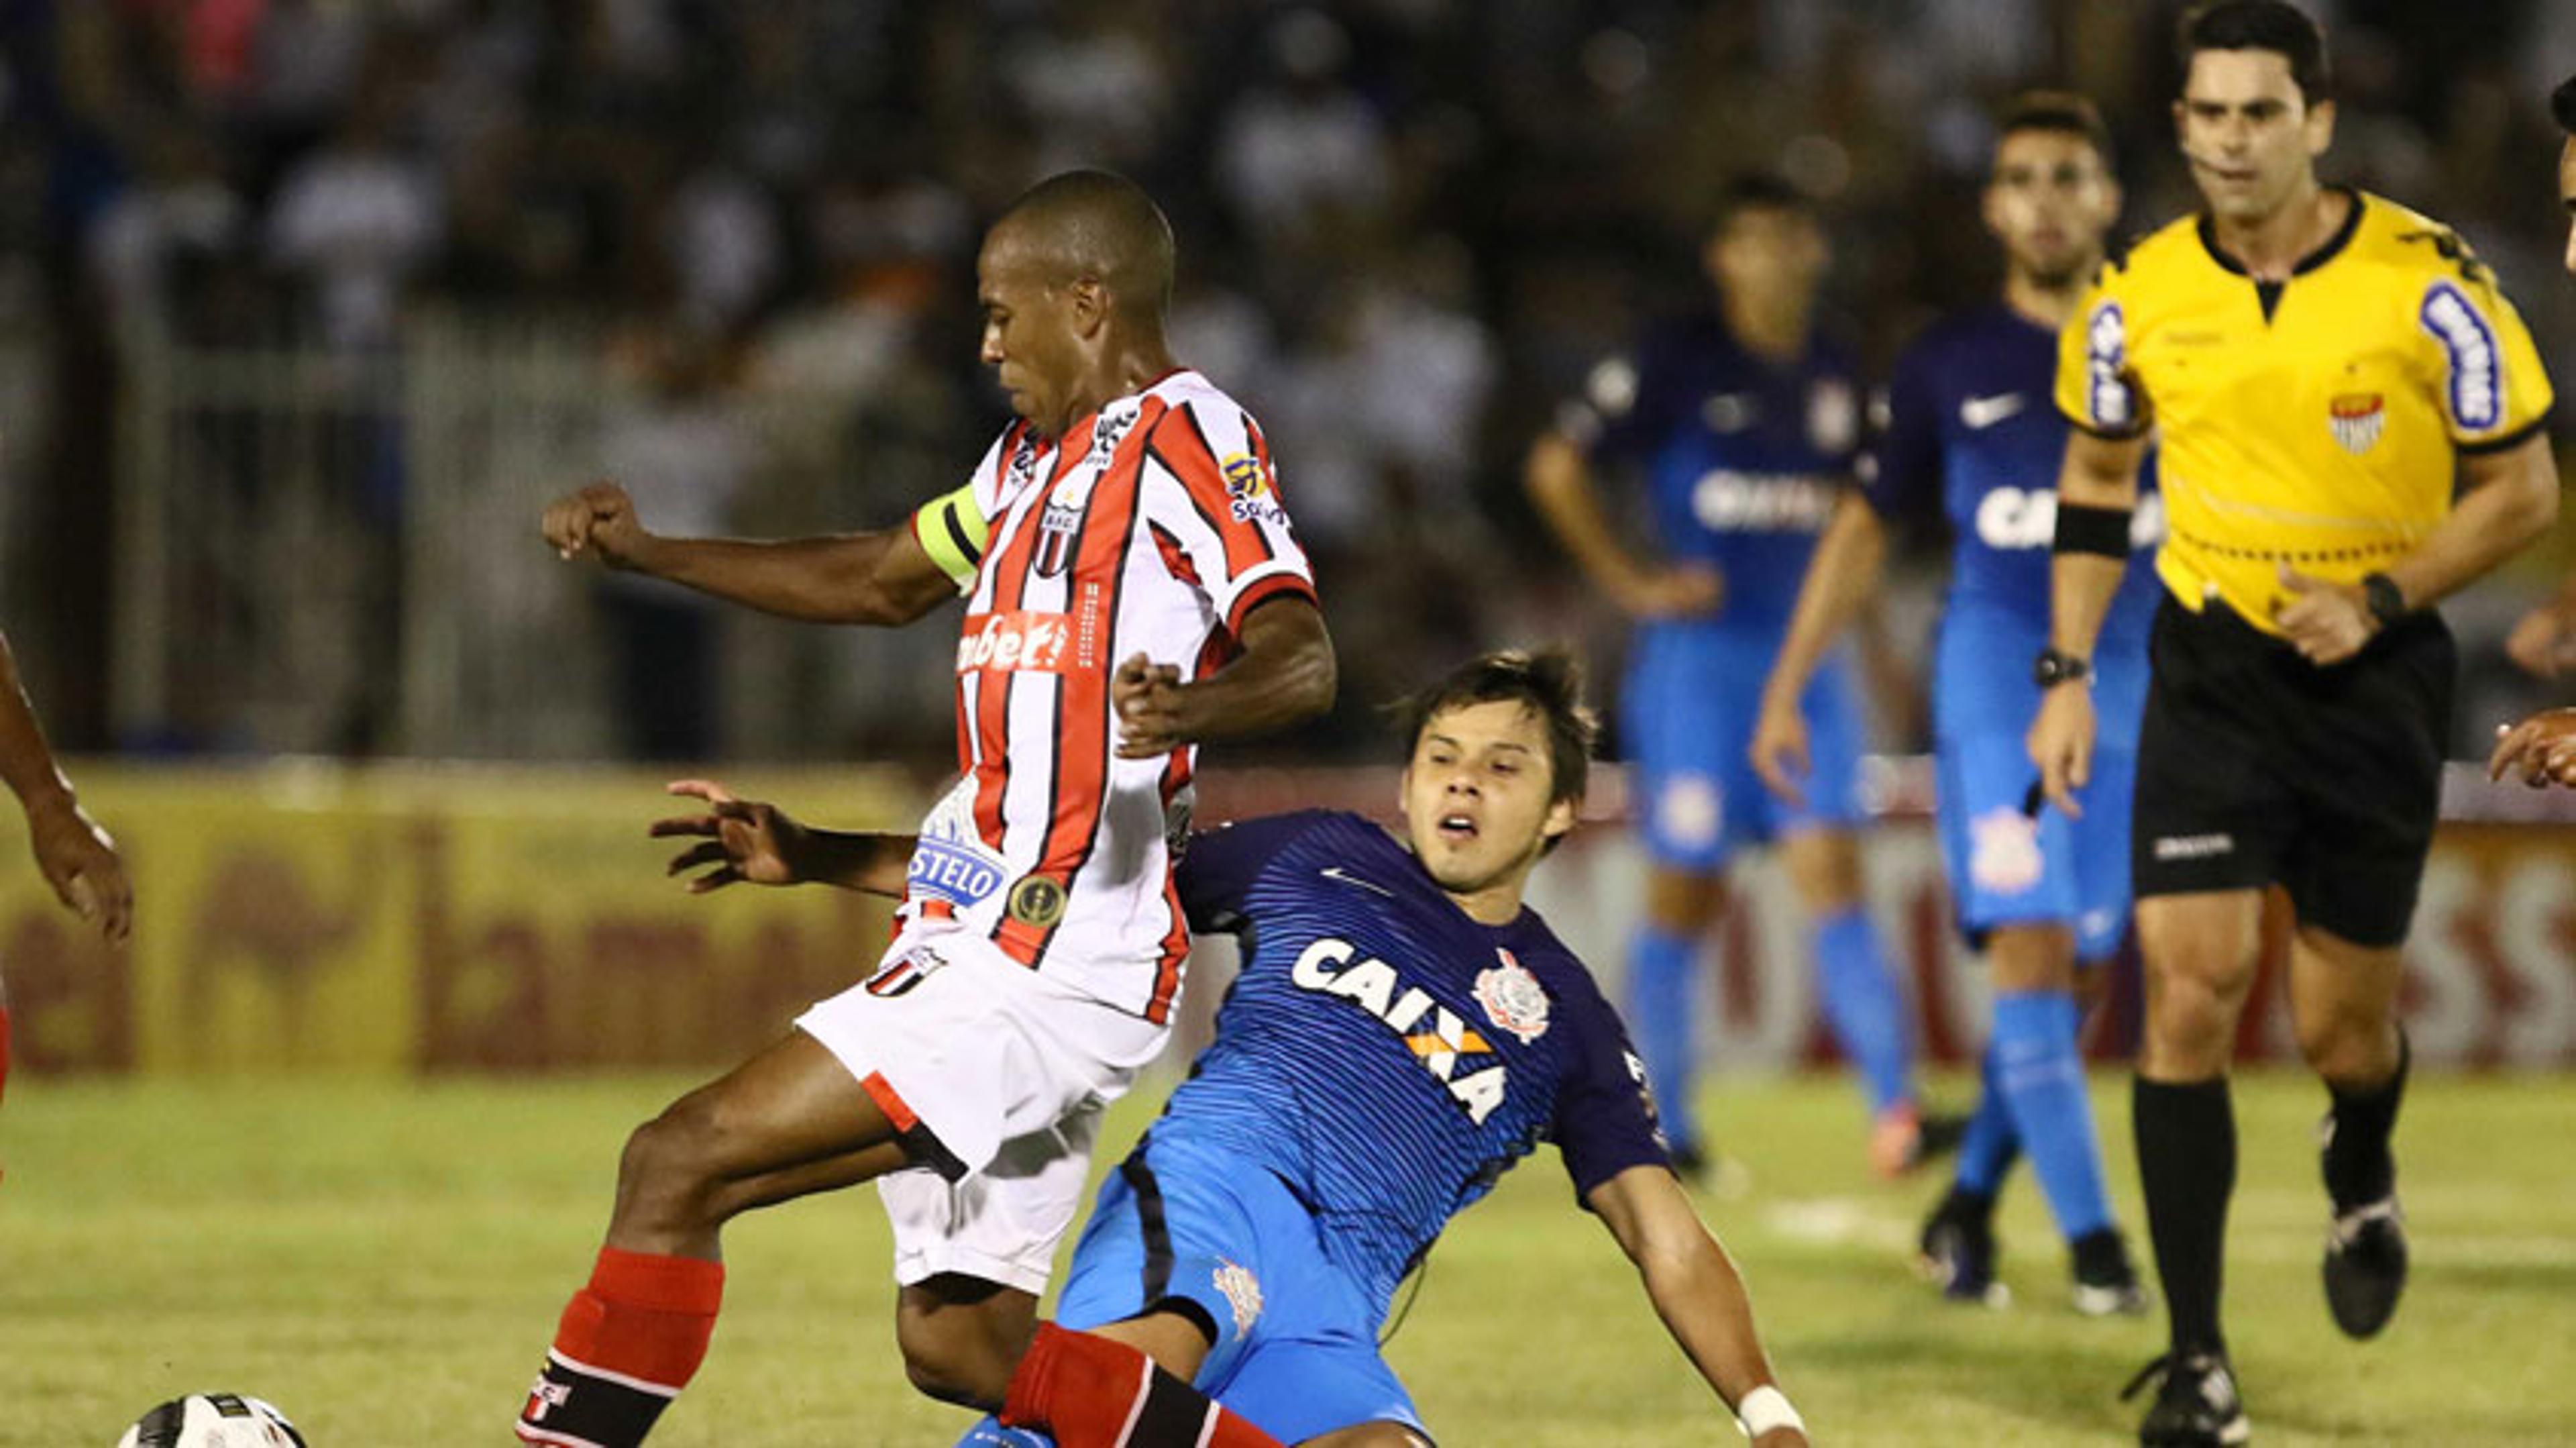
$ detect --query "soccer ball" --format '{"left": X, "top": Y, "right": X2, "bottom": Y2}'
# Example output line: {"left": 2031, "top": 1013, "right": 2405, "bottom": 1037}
{"left": 115, "top": 1394, "right": 305, "bottom": 1448}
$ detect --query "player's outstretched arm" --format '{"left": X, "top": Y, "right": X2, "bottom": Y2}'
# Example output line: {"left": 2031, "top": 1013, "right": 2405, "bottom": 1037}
{"left": 1523, "top": 432, "right": 1723, "bottom": 619}
{"left": 2504, "top": 577, "right": 2576, "bottom": 679}
{"left": 651, "top": 780, "right": 917, "bottom": 896}
{"left": 541, "top": 480, "right": 959, "bottom": 627}
{"left": 2029, "top": 425, "right": 2147, "bottom": 815}
{"left": 1587, "top": 1165, "right": 1809, "bottom": 1447}
{"left": 1752, "top": 490, "right": 1890, "bottom": 806}
{"left": 0, "top": 629, "right": 129, "bottom": 942}
{"left": 1113, "top": 594, "right": 1335, "bottom": 758}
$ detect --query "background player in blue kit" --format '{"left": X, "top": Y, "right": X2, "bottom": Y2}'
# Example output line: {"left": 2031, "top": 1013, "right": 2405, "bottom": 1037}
{"left": 654, "top": 652, "right": 1809, "bottom": 1447}
{"left": 1751, "top": 95, "right": 2152, "bottom": 1314}
{"left": 1525, "top": 174, "right": 1937, "bottom": 1181}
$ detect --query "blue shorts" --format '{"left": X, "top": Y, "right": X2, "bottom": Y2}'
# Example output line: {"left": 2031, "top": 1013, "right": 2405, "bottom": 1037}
{"left": 1053, "top": 1137, "right": 1425, "bottom": 1443}
{"left": 1622, "top": 623, "right": 1867, "bottom": 872}
{"left": 1931, "top": 605, "right": 2145, "bottom": 964}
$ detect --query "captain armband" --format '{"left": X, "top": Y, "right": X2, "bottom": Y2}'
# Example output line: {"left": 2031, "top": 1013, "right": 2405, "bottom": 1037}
{"left": 912, "top": 481, "right": 992, "bottom": 592}
{"left": 2052, "top": 501, "right": 2133, "bottom": 560}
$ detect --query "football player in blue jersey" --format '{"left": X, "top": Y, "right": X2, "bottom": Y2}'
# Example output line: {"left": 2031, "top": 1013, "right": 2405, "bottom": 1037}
{"left": 1525, "top": 173, "right": 1938, "bottom": 1182}
{"left": 653, "top": 651, "right": 1809, "bottom": 1447}
{"left": 1750, "top": 93, "right": 2151, "bottom": 1315}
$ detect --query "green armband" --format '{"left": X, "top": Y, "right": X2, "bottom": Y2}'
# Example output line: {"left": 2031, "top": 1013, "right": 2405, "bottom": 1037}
{"left": 914, "top": 482, "right": 991, "bottom": 590}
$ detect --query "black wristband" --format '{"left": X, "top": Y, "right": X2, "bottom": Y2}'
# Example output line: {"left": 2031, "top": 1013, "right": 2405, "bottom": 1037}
{"left": 2052, "top": 502, "right": 2133, "bottom": 559}
{"left": 2361, "top": 572, "right": 2406, "bottom": 629}
{"left": 2034, "top": 648, "right": 2092, "bottom": 688}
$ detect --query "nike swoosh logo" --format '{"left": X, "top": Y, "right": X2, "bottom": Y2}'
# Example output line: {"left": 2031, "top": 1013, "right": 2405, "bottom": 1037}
{"left": 1960, "top": 393, "right": 2027, "bottom": 429}
{"left": 1320, "top": 866, "right": 1396, "bottom": 897}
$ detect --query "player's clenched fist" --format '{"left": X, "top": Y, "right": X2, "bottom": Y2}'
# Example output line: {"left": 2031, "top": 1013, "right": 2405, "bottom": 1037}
{"left": 541, "top": 480, "right": 654, "bottom": 569}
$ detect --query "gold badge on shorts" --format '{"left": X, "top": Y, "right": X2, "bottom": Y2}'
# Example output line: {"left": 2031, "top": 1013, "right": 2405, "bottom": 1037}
{"left": 1006, "top": 874, "right": 1067, "bottom": 928}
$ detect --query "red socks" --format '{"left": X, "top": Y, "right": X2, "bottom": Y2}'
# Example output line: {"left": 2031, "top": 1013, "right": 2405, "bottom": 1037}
{"left": 1000, "top": 1322, "right": 1284, "bottom": 1448}
{"left": 517, "top": 1247, "right": 724, "bottom": 1447}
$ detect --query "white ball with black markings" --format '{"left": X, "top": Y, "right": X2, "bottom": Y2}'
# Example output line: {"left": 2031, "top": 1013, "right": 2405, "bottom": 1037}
{"left": 115, "top": 1394, "right": 306, "bottom": 1448}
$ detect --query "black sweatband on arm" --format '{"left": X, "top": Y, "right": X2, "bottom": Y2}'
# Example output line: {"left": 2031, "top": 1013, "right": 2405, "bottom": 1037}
{"left": 2053, "top": 501, "right": 2133, "bottom": 559}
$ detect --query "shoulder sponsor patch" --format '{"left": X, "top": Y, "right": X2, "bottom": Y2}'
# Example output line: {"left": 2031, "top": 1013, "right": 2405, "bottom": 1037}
{"left": 2419, "top": 280, "right": 2501, "bottom": 431}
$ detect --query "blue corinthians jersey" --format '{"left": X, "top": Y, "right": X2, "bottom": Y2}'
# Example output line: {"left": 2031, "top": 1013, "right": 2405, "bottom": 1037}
{"left": 1563, "top": 310, "right": 1863, "bottom": 629}
{"left": 1867, "top": 303, "right": 2163, "bottom": 650}
{"left": 1161, "top": 810, "right": 1668, "bottom": 1312}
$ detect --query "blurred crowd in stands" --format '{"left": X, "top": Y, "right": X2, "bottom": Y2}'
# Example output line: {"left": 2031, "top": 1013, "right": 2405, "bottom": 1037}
{"left": 2, "top": 0, "right": 2571, "bottom": 762}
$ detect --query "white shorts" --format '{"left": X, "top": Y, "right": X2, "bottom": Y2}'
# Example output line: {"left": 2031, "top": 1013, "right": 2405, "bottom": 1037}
{"left": 794, "top": 924, "right": 1167, "bottom": 1295}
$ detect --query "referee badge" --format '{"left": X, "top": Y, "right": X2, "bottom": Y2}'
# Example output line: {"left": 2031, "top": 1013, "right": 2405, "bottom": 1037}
{"left": 1006, "top": 873, "right": 1067, "bottom": 928}
{"left": 2328, "top": 393, "right": 2385, "bottom": 456}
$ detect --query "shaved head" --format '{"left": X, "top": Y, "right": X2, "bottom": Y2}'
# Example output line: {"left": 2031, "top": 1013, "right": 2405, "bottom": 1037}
{"left": 990, "top": 170, "right": 1176, "bottom": 323}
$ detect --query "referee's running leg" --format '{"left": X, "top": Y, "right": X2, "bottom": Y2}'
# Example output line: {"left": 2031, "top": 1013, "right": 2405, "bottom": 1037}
{"left": 2120, "top": 598, "right": 2436, "bottom": 1445}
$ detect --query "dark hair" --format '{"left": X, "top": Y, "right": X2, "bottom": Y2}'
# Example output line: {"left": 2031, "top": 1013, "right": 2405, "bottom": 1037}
{"left": 1709, "top": 171, "right": 1813, "bottom": 237}
{"left": 2553, "top": 74, "right": 2576, "bottom": 135}
{"left": 2178, "top": 1, "right": 2330, "bottom": 105}
{"left": 1394, "top": 649, "right": 1599, "bottom": 811}
{"left": 1997, "top": 90, "right": 2116, "bottom": 169}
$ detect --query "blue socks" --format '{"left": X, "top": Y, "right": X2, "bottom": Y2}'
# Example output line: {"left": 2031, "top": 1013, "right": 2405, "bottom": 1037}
{"left": 1953, "top": 1037, "right": 2021, "bottom": 1196}
{"left": 1813, "top": 907, "right": 1913, "bottom": 1117}
{"left": 1992, "top": 988, "right": 2114, "bottom": 1241}
{"left": 1626, "top": 925, "right": 1703, "bottom": 1151}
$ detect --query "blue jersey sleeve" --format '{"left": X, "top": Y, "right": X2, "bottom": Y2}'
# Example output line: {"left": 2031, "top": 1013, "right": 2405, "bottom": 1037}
{"left": 1561, "top": 329, "right": 1684, "bottom": 466}
{"left": 1550, "top": 966, "right": 1671, "bottom": 1198}
{"left": 1175, "top": 811, "right": 1330, "bottom": 933}
{"left": 1862, "top": 339, "right": 1944, "bottom": 534}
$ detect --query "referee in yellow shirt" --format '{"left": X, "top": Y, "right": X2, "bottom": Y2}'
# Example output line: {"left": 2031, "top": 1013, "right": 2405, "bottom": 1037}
{"left": 2027, "top": 5, "right": 2560, "bottom": 1443}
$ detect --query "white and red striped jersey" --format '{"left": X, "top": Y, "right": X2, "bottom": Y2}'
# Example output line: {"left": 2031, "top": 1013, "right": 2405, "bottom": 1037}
{"left": 900, "top": 369, "right": 1315, "bottom": 1021}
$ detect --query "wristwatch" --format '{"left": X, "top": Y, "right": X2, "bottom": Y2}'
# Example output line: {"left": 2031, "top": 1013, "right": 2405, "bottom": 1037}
{"left": 2033, "top": 648, "right": 2091, "bottom": 688}
{"left": 2360, "top": 572, "right": 2407, "bottom": 631}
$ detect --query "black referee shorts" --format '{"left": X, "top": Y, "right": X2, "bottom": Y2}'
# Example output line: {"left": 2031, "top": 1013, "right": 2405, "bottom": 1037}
{"left": 2130, "top": 593, "right": 2454, "bottom": 948}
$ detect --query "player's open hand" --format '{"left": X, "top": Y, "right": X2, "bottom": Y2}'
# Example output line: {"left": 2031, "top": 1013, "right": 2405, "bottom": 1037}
{"left": 2272, "top": 564, "right": 2374, "bottom": 665}
{"left": 2504, "top": 598, "right": 2576, "bottom": 680}
{"left": 652, "top": 780, "right": 808, "bottom": 892}
{"left": 25, "top": 793, "right": 131, "bottom": 943}
{"left": 1114, "top": 653, "right": 1192, "bottom": 758}
{"left": 2028, "top": 682, "right": 2096, "bottom": 818}
{"left": 541, "top": 480, "right": 654, "bottom": 570}
{"left": 1749, "top": 699, "right": 1811, "bottom": 808}
{"left": 2488, "top": 709, "right": 2576, "bottom": 789}
{"left": 1620, "top": 564, "right": 1725, "bottom": 621}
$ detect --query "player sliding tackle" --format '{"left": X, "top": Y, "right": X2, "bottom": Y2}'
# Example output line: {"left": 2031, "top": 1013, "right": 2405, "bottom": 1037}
{"left": 514, "top": 169, "right": 1336, "bottom": 1448}
{"left": 657, "top": 651, "right": 1809, "bottom": 1448}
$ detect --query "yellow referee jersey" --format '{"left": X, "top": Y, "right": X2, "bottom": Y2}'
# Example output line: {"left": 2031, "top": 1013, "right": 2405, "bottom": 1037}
{"left": 2055, "top": 189, "right": 2554, "bottom": 635}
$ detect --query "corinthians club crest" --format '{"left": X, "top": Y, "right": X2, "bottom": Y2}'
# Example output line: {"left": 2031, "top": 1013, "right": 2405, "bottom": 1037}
{"left": 1474, "top": 947, "right": 1551, "bottom": 1044}
{"left": 2328, "top": 392, "right": 2384, "bottom": 456}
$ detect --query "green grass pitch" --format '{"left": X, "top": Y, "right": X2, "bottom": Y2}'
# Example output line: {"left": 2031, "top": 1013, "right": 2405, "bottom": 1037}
{"left": 4, "top": 1070, "right": 2572, "bottom": 1445}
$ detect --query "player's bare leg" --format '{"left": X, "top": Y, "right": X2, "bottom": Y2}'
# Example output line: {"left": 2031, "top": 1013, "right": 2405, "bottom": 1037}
{"left": 897, "top": 1276, "right": 1043, "bottom": 1405}
{"left": 1780, "top": 827, "right": 1929, "bottom": 1176}
{"left": 2126, "top": 890, "right": 2262, "bottom": 1433}
{"left": 606, "top": 1029, "right": 908, "bottom": 1257}
{"left": 521, "top": 1029, "right": 926, "bottom": 1447}
{"left": 2287, "top": 924, "right": 2410, "bottom": 1339}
